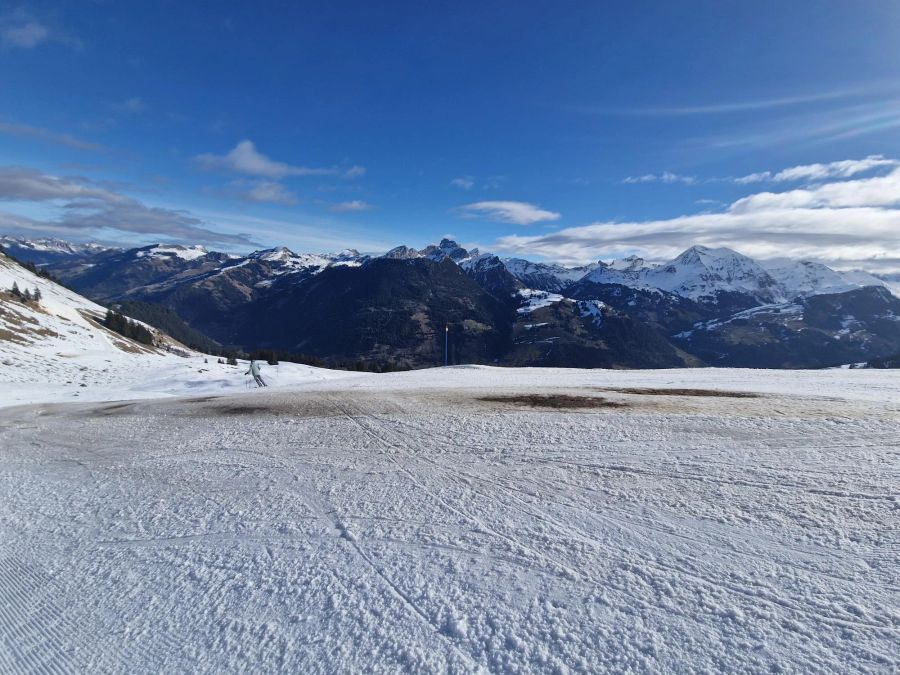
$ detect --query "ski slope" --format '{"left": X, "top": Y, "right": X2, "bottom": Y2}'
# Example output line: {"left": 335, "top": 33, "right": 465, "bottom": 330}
{"left": 1, "top": 366, "right": 898, "bottom": 673}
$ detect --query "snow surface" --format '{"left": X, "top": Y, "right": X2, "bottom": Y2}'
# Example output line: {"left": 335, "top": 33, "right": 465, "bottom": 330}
{"left": 516, "top": 289, "right": 565, "bottom": 314}
{"left": 577, "top": 299, "right": 606, "bottom": 325}
{"left": 1, "top": 361, "right": 898, "bottom": 673}
{"left": 0, "top": 236, "right": 111, "bottom": 256}
{"left": 135, "top": 244, "right": 209, "bottom": 261}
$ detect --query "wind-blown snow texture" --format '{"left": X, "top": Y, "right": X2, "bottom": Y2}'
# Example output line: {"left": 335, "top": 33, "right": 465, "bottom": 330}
{"left": 1, "top": 364, "right": 898, "bottom": 673}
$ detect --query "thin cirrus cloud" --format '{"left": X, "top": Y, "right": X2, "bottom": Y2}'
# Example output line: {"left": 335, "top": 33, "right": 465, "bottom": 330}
{"left": 450, "top": 176, "right": 475, "bottom": 190}
{"left": 623, "top": 171, "right": 696, "bottom": 185}
{"left": 697, "top": 98, "right": 900, "bottom": 150}
{"left": 495, "top": 159, "right": 900, "bottom": 273}
{"left": 580, "top": 83, "right": 890, "bottom": 117}
{"left": 195, "top": 140, "right": 363, "bottom": 179}
{"left": 0, "top": 120, "right": 104, "bottom": 152}
{"left": 456, "top": 200, "right": 561, "bottom": 226}
{"left": 329, "top": 200, "right": 373, "bottom": 213}
{"left": 111, "top": 97, "right": 148, "bottom": 115}
{"left": 0, "top": 8, "right": 80, "bottom": 49}
{"left": 734, "top": 154, "right": 899, "bottom": 184}
{"left": 450, "top": 175, "right": 505, "bottom": 190}
{"left": 623, "top": 156, "right": 898, "bottom": 187}
{"left": 235, "top": 180, "right": 298, "bottom": 206}
{"left": 0, "top": 166, "right": 254, "bottom": 246}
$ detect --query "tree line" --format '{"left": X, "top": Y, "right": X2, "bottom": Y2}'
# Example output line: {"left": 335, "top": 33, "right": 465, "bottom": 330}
{"left": 103, "top": 309, "right": 155, "bottom": 345}
{"left": 6, "top": 281, "right": 42, "bottom": 303}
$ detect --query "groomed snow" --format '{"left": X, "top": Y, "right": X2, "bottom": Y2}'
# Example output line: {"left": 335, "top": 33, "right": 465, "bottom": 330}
{"left": 1, "top": 363, "right": 898, "bottom": 673}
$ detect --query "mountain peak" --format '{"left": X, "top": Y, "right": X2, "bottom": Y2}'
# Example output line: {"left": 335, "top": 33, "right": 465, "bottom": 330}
{"left": 382, "top": 245, "right": 422, "bottom": 260}
{"left": 422, "top": 239, "right": 471, "bottom": 262}
{"left": 609, "top": 255, "right": 647, "bottom": 272}
{"left": 251, "top": 246, "right": 297, "bottom": 262}
{"left": 137, "top": 244, "right": 209, "bottom": 261}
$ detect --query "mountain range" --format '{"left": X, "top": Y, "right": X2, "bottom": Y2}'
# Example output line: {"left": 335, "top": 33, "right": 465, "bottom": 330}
{"left": 2, "top": 235, "right": 899, "bottom": 370}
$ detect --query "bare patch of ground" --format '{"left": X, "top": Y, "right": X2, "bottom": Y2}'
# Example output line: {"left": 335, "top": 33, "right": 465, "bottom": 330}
{"left": 604, "top": 387, "right": 760, "bottom": 398}
{"left": 478, "top": 394, "right": 627, "bottom": 409}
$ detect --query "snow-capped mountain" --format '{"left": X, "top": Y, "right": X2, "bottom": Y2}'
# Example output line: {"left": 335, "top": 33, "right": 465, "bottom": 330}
{"left": 381, "top": 238, "right": 477, "bottom": 263}
{"left": 382, "top": 245, "right": 422, "bottom": 260}
{"left": 764, "top": 261, "right": 868, "bottom": 299}
{"left": 643, "top": 246, "right": 784, "bottom": 303}
{"left": 0, "top": 236, "right": 116, "bottom": 264}
{"left": 135, "top": 243, "right": 212, "bottom": 261}
{"left": 578, "top": 247, "right": 896, "bottom": 305}
{"left": 5, "top": 234, "right": 899, "bottom": 370}
{"left": 501, "top": 258, "right": 601, "bottom": 293}
{"left": 581, "top": 255, "right": 653, "bottom": 289}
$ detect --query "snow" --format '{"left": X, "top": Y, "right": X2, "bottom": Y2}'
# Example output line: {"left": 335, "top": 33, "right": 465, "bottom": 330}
{"left": 577, "top": 299, "right": 606, "bottom": 325}
{"left": 837, "top": 268, "right": 898, "bottom": 296}
{"left": 578, "top": 246, "right": 786, "bottom": 302}
{"left": 502, "top": 258, "right": 600, "bottom": 290}
{"left": 1, "top": 252, "right": 350, "bottom": 407}
{"left": 689, "top": 300, "right": 805, "bottom": 332}
{"left": 766, "top": 261, "right": 895, "bottom": 298}
{"left": 136, "top": 244, "right": 209, "bottom": 261}
{"left": 516, "top": 288, "right": 565, "bottom": 314}
{"left": 608, "top": 255, "right": 647, "bottom": 272}
{"left": 647, "top": 246, "right": 784, "bottom": 302}
{"left": 0, "top": 236, "right": 112, "bottom": 256}
{"left": 0, "top": 364, "right": 898, "bottom": 672}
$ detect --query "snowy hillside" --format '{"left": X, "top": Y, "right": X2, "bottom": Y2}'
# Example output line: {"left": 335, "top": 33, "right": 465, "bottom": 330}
{"left": 0, "top": 252, "right": 350, "bottom": 406}
{"left": 1, "top": 251, "right": 184, "bottom": 399}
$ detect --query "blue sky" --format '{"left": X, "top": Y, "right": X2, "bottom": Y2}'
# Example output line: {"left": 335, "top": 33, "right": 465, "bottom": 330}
{"left": 2, "top": 1, "right": 900, "bottom": 270}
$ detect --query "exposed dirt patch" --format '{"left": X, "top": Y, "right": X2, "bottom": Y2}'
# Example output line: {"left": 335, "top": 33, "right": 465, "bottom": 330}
{"left": 183, "top": 396, "right": 222, "bottom": 404}
{"left": 190, "top": 398, "right": 341, "bottom": 419}
{"left": 99, "top": 403, "right": 136, "bottom": 413}
{"left": 605, "top": 387, "right": 760, "bottom": 398}
{"left": 478, "top": 394, "right": 627, "bottom": 409}
{"left": 211, "top": 405, "right": 276, "bottom": 416}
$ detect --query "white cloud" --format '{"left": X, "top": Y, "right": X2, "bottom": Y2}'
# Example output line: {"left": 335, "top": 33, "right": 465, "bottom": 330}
{"left": 735, "top": 155, "right": 899, "bottom": 184}
{"left": 730, "top": 167, "right": 900, "bottom": 212}
{"left": 456, "top": 200, "right": 561, "bottom": 225}
{"left": 451, "top": 176, "right": 475, "bottom": 190}
{"left": 237, "top": 180, "right": 298, "bottom": 205}
{"left": 494, "top": 162, "right": 900, "bottom": 273}
{"left": 329, "top": 200, "right": 373, "bottom": 212}
{"left": 623, "top": 171, "right": 696, "bottom": 185}
{"left": 195, "top": 140, "right": 341, "bottom": 179}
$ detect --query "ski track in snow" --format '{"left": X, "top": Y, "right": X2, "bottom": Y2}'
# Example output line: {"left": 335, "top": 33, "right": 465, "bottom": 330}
{"left": 0, "top": 368, "right": 899, "bottom": 673}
